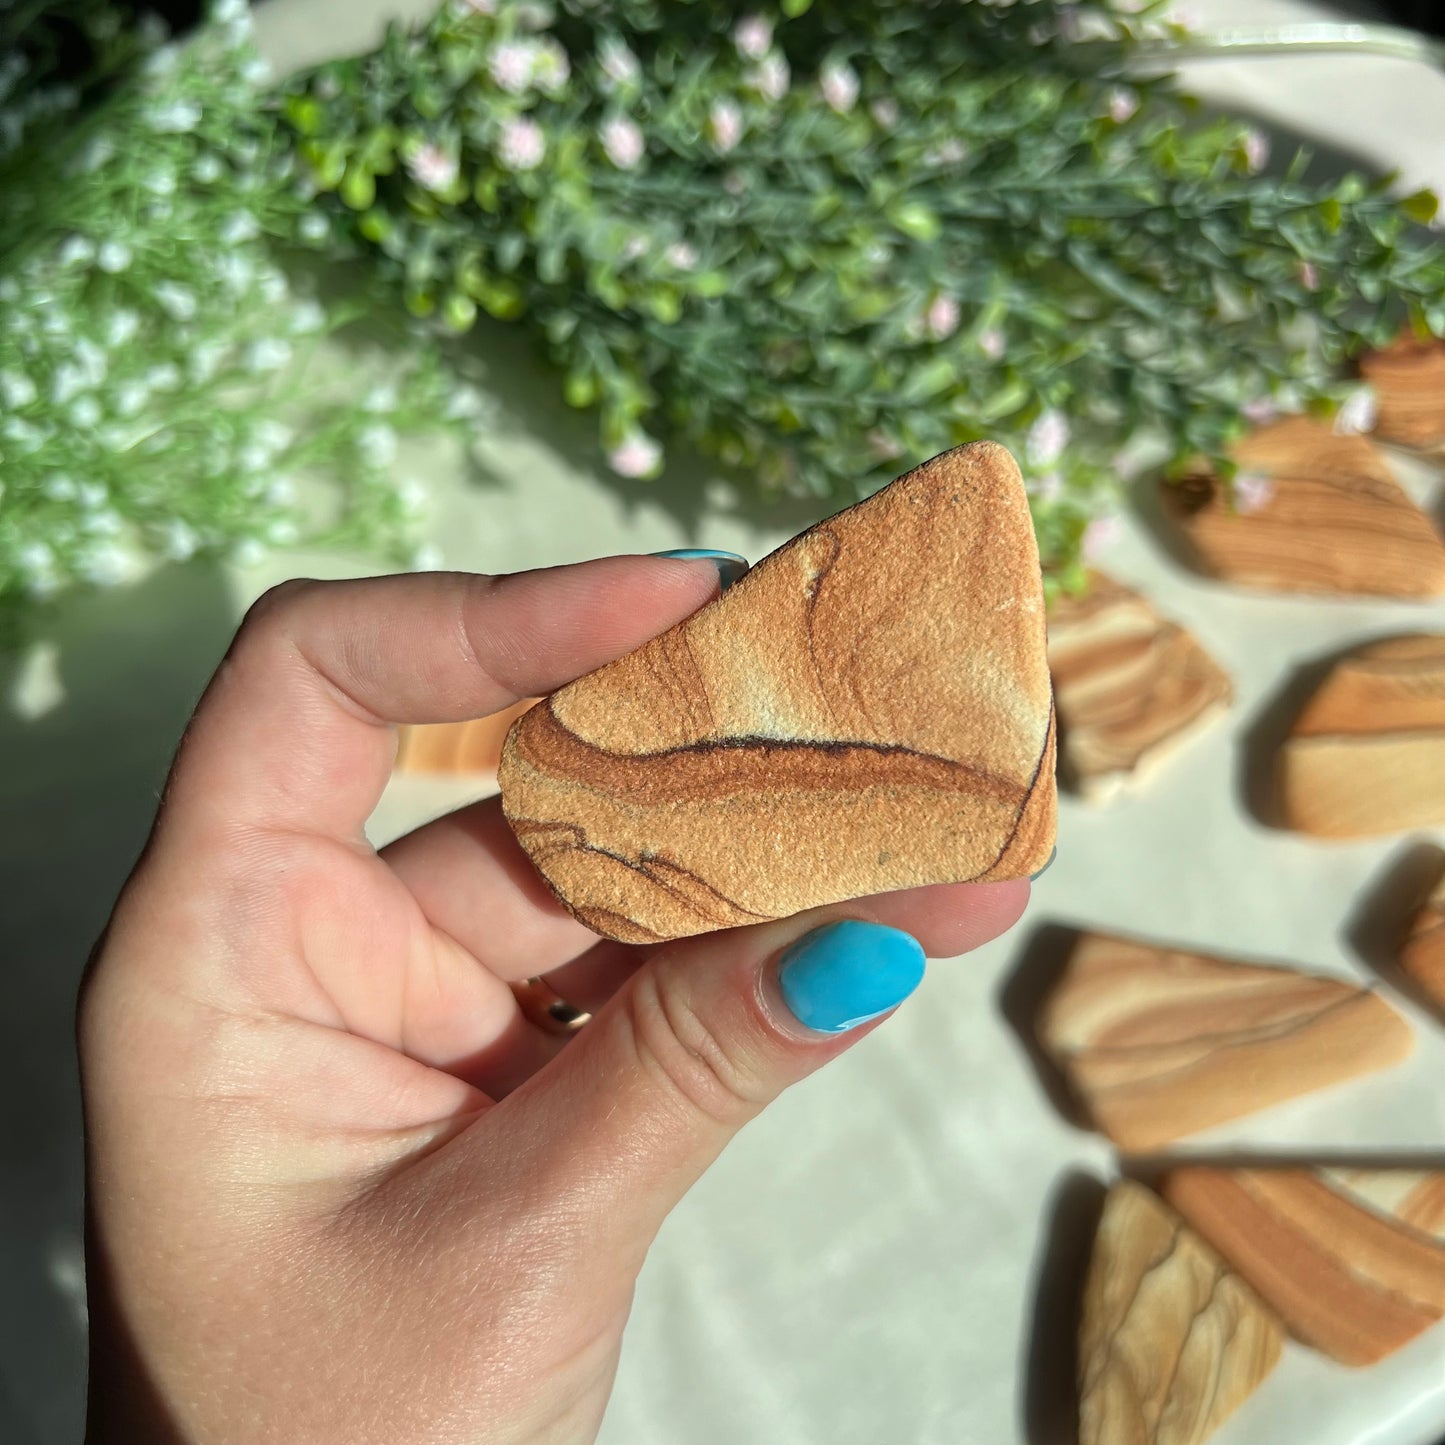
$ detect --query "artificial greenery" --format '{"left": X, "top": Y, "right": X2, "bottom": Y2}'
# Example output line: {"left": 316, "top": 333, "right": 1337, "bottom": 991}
{"left": 283, "top": 0, "right": 1445, "bottom": 592}
{"left": 0, "top": 0, "right": 469, "bottom": 620}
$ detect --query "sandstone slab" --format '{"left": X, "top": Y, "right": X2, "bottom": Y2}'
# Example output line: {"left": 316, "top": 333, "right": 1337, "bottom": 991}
{"left": 1078, "top": 1179, "right": 1283, "bottom": 1445}
{"left": 1037, "top": 932, "right": 1413, "bottom": 1151}
{"left": 1277, "top": 635, "right": 1445, "bottom": 838}
{"left": 1360, "top": 336, "right": 1445, "bottom": 454}
{"left": 1163, "top": 1167, "right": 1445, "bottom": 1367}
{"left": 1047, "top": 572, "right": 1231, "bottom": 803}
{"left": 499, "top": 443, "right": 1057, "bottom": 942}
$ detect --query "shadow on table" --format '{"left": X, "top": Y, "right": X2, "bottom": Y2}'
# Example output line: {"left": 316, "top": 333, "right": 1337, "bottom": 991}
{"left": 0, "top": 559, "right": 236, "bottom": 1444}
{"left": 1019, "top": 1169, "right": 1107, "bottom": 1445}
{"left": 1345, "top": 839, "right": 1445, "bottom": 1020}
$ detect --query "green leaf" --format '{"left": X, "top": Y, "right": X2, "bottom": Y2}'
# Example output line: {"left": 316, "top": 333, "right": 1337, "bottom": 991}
{"left": 886, "top": 200, "right": 941, "bottom": 243}
{"left": 899, "top": 356, "right": 958, "bottom": 403}
{"left": 781, "top": 0, "right": 813, "bottom": 15}
{"left": 1401, "top": 189, "right": 1440, "bottom": 226}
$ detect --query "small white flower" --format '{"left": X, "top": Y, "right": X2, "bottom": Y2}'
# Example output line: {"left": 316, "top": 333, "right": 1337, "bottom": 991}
{"left": 143, "top": 169, "right": 176, "bottom": 196}
{"left": 722, "top": 170, "right": 747, "bottom": 197}
{"left": 50, "top": 363, "right": 88, "bottom": 406}
{"left": 869, "top": 97, "right": 899, "bottom": 129}
{"left": 820, "top": 61, "right": 859, "bottom": 115}
{"left": 363, "top": 383, "right": 399, "bottom": 413}
{"left": 443, "top": 384, "right": 486, "bottom": 419}
{"left": 866, "top": 428, "right": 903, "bottom": 462}
{"left": 461, "top": 0, "right": 498, "bottom": 13}
{"left": 215, "top": 252, "right": 255, "bottom": 291}
{"left": 598, "top": 39, "right": 640, "bottom": 88}
{"left": 78, "top": 481, "right": 110, "bottom": 511}
{"left": 488, "top": 40, "right": 537, "bottom": 94}
{"left": 141, "top": 43, "right": 180, "bottom": 78}
{"left": 70, "top": 396, "right": 102, "bottom": 429}
{"left": 924, "top": 294, "right": 960, "bottom": 341}
{"left": 255, "top": 420, "right": 294, "bottom": 455}
{"left": 154, "top": 282, "right": 197, "bottom": 321}
{"left": 244, "top": 337, "right": 292, "bottom": 372}
{"left": 1241, "top": 129, "right": 1269, "bottom": 174}
{"left": 749, "top": 53, "right": 790, "bottom": 103}
{"left": 733, "top": 15, "right": 773, "bottom": 61}
{"left": 288, "top": 298, "right": 326, "bottom": 335}
{"left": 264, "top": 476, "right": 296, "bottom": 506}
{"left": 1232, "top": 472, "right": 1275, "bottom": 514}
{"left": 978, "top": 327, "right": 1005, "bottom": 360}
{"left": 412, "top": 543, "right": 444, "bottom": 571}
{"left": 192, "top": 153, "right": 224, "bottom": 184}
{"left": 105, "top": 311, "right": 139, "bottom": 354}
{"left": 1027, "top": 408, "right": 1070, "bottom": 468}
{"left": 607, "top": 431, "right": 662, "bottom": 478}
{"left": 665, "top": 240, "right": 698, "bottom": 270}
{"left": 3, "top": 418, "right": 46, "bottom": 452}
{"left": 57, "top": 234, "right": 95, "bottom": 268}
{"left": 708, "top": 99, "right": 743, "bottom": 154}
{"left": 498, "top": 116, "right": 546, "bottom": 171}
{"left": 298, "top": 213, "right": 330, "bottom": 243}
{"left": 114, "top": 380, "right": 149, "bottom": 416}
{"left": 267, "top": 518, "right": 300, "bottom": 546}
{"left": 162, "top": 519, "right": 199, "bottom": 560}
{"left": 83, "top": 539, "right": 142, "bottom": 587}
{"left": 241, "top": 56, "right": 272, "bottom": 86}
{"left": 211, "top": 0, "right": 248, "bottom": 24}
{"left": 76, "top": 136, "right": 114, "bottom": 173}
{"left": 600, "top": 115, "right": 644, "bottom": 169}
{"left": 97, "top": 240, "right": 132, "bottom": 273}
{"left": 188, "top": 341, "right": 228, "bottom": 382}
{"left": 925, "top": 138, "right": 968, "bottom": 166}
{"left": 18, "top": 541, "right": 57, "bottom": 580}
{"left": 1082, "top": 514, "right": 1122, "bottom": 561}
{"left": 358, "top": 422, "right": 398, "bottom": 466}
{"left": 620, "top": 233, "right": 650, "bottom": 262}
{"left": 220, "top": 211, "right": 260, "bottom": 245}
{"left": 1240, "top": 395, "right": 1277, "bottom": 425}
{"left": 397, "top": 476, "right": 428, "bottom": 514}
{"left": 9, "top": 640, "right": 63, "bottom": 721}
{"left": 0, "top": 370, "right": 37, "bottom": 408}
{"left": 1028, "top": 472, "right": 1065, "bottom": 504}
{"left": 74, "top": 338, "right": 107, "bottom": 387}
{"left": 0, "top": 277, "right": 19, "bottom": 302}
{"left": 534, "top": 38, "right": 570, "bottom": 95}
{"left": 145, "top": 362, "right": 182, "bottom": 391}
{"left": 233, "top": 538, "right": 268, "bottom": 568}
{"left": 256, "top": 267, "right": 287, "bottom": 303}
{"left": 148, "top": 98, "right": 201, "bottom": 133}
{"left": 1107, "top": 87, "right": 1138, "bottom": 124}
{"left": 406, "top": 141, "right": 459, "bottom": 193}
{"left": 45, "top": 474, "right": 77, "bottom": 501}
{"left": 1334, "top": 385, "right": 1378, "bottom": 436}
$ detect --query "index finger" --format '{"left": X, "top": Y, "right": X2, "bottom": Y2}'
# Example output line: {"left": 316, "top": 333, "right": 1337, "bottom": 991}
{"left": 160, "top": 558, "right": 723, "bottom": 845}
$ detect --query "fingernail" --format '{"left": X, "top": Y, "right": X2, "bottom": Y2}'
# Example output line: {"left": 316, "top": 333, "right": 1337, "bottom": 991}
{"left": 1030, "top": 846, "right": 1057, "bottom": 882}
{"left": 652, "top": 548, "right": 750, "bottom": 592}
{"left": 777, "top": 920, "right": 926, "bottom": 1034}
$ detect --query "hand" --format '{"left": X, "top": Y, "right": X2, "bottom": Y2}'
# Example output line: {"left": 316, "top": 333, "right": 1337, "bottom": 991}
{"left": 78, "top": 557, "right": 1029, "bottom": 1445}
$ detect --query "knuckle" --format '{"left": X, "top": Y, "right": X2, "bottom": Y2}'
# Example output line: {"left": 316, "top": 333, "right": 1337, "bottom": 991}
{"left": 239, "top": 577, "right": 315, "bottom": 637}
{"left": 624, "top": 966, "right": 766, "bottom": 1129}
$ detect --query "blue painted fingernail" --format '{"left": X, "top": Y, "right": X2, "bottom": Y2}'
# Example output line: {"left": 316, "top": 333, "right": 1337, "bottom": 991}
{"left": 652, "top": 548, "right": 750, "bottom": 591}
{"left": 777, "top": 920, "right": 926, "bottom": 1034}
{"left": 1030, "top": 846, "right": 1057, "bottom": 882}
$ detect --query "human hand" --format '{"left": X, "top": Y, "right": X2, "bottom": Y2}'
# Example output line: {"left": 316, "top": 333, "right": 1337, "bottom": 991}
{"left": 78, "top": 557, "right": 1029, "bottom": 1444}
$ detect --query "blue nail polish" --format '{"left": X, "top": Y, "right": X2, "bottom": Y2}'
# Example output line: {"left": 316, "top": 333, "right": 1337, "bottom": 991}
{"left": 1030, "top": 846, "right": 1057, "bottom": 882}
{"left": 652, "top": 548, "right": 750, "bottom": 591}
{"left": 777, "top": 920, "right": 926, "bottom": 1034}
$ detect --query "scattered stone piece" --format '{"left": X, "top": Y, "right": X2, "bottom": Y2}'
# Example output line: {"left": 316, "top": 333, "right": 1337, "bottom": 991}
{"left": 1047, "top": 571, "right": 1232, "bottom": 802}
{"left": 500, "top": 443, "right": 1057, "bottom": 942}
{"left": 1036, "top": 931, "right": 1414, "bottom": 1151}
{"left": 396, "top": 699, "right": 538, "bottom": 776}
{"left": 1360, "top": 335, "right": 1445, "bottom": 454}
{"left": 1400, "top": 851, "right": 1445, "bottom": 1011}
{"left": 1163, "top": 1167, "right": 1445, "bottom": 1367}
{"left": 1078, "top": 1179, "right": 1283, "bottom": 1445}
{"left": 1277, "top": 634, "right": 1445, "bottom": 838}
{"left": 1160, "top": 415, "right": 1445, "bottom": 597}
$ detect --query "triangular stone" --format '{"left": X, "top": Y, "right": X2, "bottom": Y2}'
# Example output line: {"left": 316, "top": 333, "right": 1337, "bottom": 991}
{"left": 1036, "top": 932, "right": 1413, "bottom": 1151}
{"left": 1400, "top": 851, "right": 1445, "bottom": 1012}
{"left": 1160, "top": 415, "right": 1445, "bottom": 597}
{"left": 500, "top": 443, "right": 1057, "bottom": 942}
{"left": 1163, "top": 1167, "right": 1445, "bottom": 1366}
{"left": 1079, "top": 1180, "right": 1283, "bottom": 1445}
{"left": 1277, "top": 634, "right": 1445, "bottom": 838}
{"left": 1047, "top": 571, "right": 1232, "bottom": 803}
{"left": 1360, "top": 335, "right": 1445, "bottom": 455}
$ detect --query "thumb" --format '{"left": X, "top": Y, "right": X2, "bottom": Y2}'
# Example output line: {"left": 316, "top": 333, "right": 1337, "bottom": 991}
{"left": 497, "top": 911, "right": 930, "bottom": 1272}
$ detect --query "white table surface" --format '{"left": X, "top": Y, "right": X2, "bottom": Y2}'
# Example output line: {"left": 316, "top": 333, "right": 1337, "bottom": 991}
{"left": 247, "top": 3, "right": 1445, "bottom": 1443}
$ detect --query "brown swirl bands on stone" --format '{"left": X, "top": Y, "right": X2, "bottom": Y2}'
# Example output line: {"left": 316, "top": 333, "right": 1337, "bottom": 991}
{"left": 1360, "top": 335, "right": 1445, "bottom": 454}
{"left": 1163, "top": 1168, "right": 1445, "bottom": 1367}
{"left": 1078, "top": 1180, "right": 1283, "bottom": 1445}
{"left": 1160, "top": 415, "right": 1445, "bottom": 597}
{"left": 1047, "top": 571, "right": 1232, "bottom": 802}
{"left": 1400, "top": 850, "right": 1445, "bottom": 1012}
{"left": 1278, "top": 634, "right": 1445, "bottom": 838}
{"left": 500, "top": 442, "right": 1056, "bottom": 941}
{"left": 1037, "top": 932, "right": 1414, "bottom": 1152}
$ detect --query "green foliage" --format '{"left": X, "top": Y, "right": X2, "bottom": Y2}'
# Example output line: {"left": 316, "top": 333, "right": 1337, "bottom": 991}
{"left": 282, "top": 0, "right": 1445, "bottom": 578}
{"left": 0, "top": 0, "right": 464, "bottom": 619}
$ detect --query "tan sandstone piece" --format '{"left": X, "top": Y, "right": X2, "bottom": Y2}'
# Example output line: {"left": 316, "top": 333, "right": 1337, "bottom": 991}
{"left": 1047, "top": 572, "right": 1232, "bottom": 802}
{"left": 1360, "top": 336, "right": 1445, "bottom": 454}
{"left": 1161, "top": 415, "right": 1445, "bottom": 597}
{"left": 499, "top": 442, "right": 1057, "bottom": 942}
{"left": 1277, "top": 634, "right": 1445, "bottom": 838}
{"left": 1400, "top": 852, "right": 1445, "bottom": 1011}
{"left": 1037, "top": 932, "right": 1414, "bottom": 1151}
{"left": 396, "top": 699, "right": 539, "bottom": 776}
{"left": 1078, "top": 1179, "right": 1283, "bottom": 1445}
{"left": 1163, "top": 1168, "right": 1445, "bottom": 1367}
